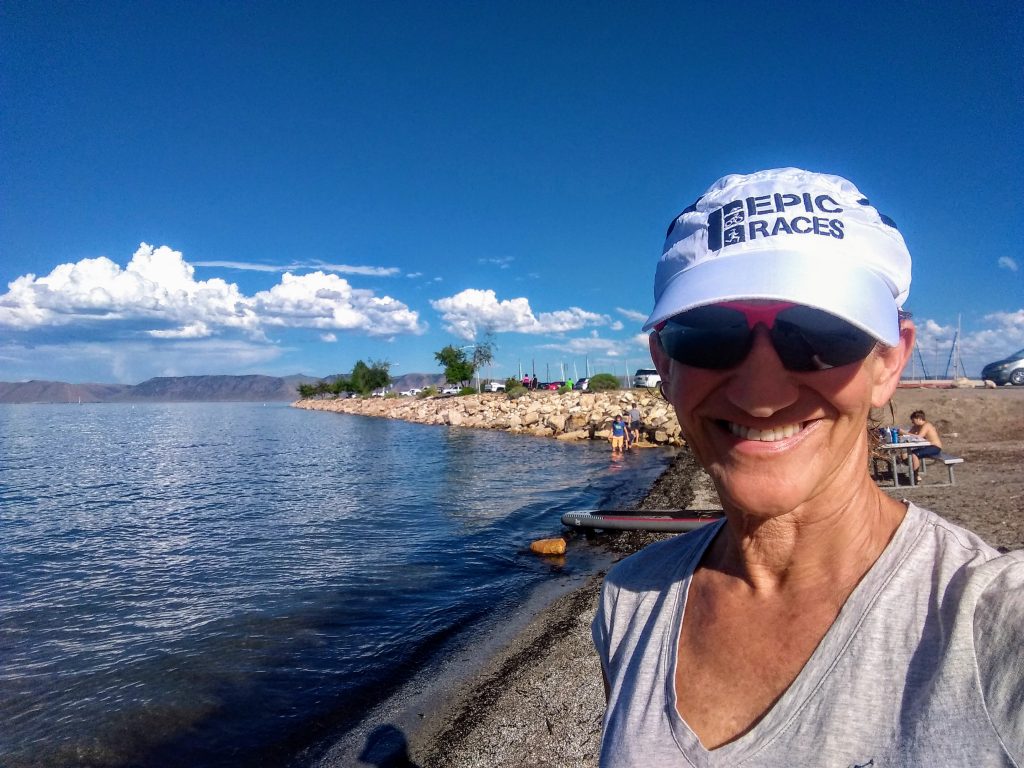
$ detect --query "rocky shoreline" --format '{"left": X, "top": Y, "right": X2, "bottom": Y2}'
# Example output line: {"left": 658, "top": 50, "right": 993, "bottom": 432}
{"left": 293, "top": 389, "right": 685, "bottom": 446}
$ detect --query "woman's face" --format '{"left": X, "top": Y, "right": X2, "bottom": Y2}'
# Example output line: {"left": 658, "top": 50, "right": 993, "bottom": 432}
{"left": 650, "top": 318, "right": 914, "bottom": 516}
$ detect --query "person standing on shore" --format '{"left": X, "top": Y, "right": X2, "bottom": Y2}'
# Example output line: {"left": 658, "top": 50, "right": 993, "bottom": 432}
{"left": 628, "top": 405, "right": 641, "bottom": 445}
{"left": 593, "top": 168, "right": 1024, "bottom": 766}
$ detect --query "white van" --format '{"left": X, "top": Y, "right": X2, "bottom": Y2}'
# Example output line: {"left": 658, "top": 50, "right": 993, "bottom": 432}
{"left": 633, "top": 368, "right": 661, "bottom": 388}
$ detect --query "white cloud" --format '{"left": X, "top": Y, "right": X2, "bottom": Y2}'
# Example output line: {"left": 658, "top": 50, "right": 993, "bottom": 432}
{"left": 0, "top": 243, "right": 424, "bottom": 339}
{"left": 430, "top": 288, "right": 609, "bottom": 340}
{"left": 191, "top": 259, "right": 400, "bottom": 277}
{"left": 320, "top": 332, "right": 338, "bottom": 342}
{"left": 997, "top": 256, "right": 1019, "bottom": 272}
{"left": 478, "top": 256, "right": 514, "bottom": 269}
{"left": 147, "top": 321, "right": 212, "bottom": 339}
{"left": 911, "top": 310, "right": 1024, "bottom": 378}
{"left": 253, "top": 271, "right": 423, "bottom": 336}
{"left": 616, "top": 307, "right": 648, "bottom": 323}
{"left": 632, "top": 332, "right": 651, "bottom": 349}
{"left": 538, "top": 333, "right": 614, "bottom": 355}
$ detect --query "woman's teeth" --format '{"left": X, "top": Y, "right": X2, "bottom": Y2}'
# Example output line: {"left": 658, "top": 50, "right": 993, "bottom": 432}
{"left": 727, "top": 422, "right": 803, "bottom": 442}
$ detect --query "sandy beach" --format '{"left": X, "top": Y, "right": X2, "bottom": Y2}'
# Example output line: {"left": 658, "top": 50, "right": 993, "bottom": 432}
{"left": 328, "top": 386, "right": 1024, "bottom": 768}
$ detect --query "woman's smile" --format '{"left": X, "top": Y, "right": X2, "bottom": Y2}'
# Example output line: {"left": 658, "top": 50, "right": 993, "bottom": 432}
{"left": 722, "top": 419, "right": 810, "bottom": 443}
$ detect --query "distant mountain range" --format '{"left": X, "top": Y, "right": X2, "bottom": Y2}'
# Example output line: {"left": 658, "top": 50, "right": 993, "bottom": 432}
{"left": 0, "top": 373, "right": 447, "bottom": 403}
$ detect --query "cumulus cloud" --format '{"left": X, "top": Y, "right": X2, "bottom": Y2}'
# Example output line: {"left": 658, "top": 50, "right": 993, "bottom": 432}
{"left": 430, "top": 288, "right": 609, "bottom": 340}
{"left": 997, "top": 256, "right": 1019, "bottom": 272}
{"left": 0, "top": 243, "right": 424, "bottom": 339}
{"left": 147, "top": 321, "right": 212, "bottom": 339}
{"left": 253, "top": 271, "right": 422, "bottom": 336}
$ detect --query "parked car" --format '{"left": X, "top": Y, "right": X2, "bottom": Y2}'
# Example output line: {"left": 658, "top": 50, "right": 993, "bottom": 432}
{"left": 544, "top": 381, "right": 564, "bottom": 391}
{"left": 441, "top": 385, "right": 460, "bottom": 395}
{"left": 633, "top": 368, "right": 661, "bottom": 388}
{"left": 484, "top": 381, "right": 505, "bottom": 392}
{"left": 399, "top": 388, "right": 422, "bottom": 397}
{"left": 981, "top": 348, "right": 1024, "bottom": 386}
{"left": 573, "top": 378, "right": 589, "bottom": 391}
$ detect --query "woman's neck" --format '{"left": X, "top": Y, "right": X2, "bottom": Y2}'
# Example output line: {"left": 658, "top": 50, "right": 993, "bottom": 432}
{"left": 707, "top": 479, "right": 907, "bottom": 597}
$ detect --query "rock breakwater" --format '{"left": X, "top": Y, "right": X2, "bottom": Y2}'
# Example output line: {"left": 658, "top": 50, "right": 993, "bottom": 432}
{"left": 293, "top": 390, "right": 684, "bottom": 446}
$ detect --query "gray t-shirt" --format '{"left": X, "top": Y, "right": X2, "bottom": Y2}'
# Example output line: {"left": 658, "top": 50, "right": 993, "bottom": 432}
{"left": 593, "top": 503, "right": 1024, "bottom": 767}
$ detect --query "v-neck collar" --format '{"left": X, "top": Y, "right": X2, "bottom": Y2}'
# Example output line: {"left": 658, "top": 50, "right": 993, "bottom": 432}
{"left": 664, "top": 503, "right": 925, "bottom": 767}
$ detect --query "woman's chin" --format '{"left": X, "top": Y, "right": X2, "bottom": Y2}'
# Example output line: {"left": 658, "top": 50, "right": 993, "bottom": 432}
{"left": 711, "top": 472, "right": 815, "bottom": 519}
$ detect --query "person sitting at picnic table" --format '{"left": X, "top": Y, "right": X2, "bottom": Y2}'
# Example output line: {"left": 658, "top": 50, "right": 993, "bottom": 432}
{"left": 593, "top": 168, "right": 1024, "bottom": 766}
{"left": 900, "top": 409, "right": 943, "bottom": 472}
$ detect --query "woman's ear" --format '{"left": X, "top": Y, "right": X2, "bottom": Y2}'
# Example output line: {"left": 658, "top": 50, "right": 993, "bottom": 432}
{"left": 870, "top": 319, "right": 915, "bottom": 407}
{"left": 649, "top": 331, "right": 672, "bottom": 380}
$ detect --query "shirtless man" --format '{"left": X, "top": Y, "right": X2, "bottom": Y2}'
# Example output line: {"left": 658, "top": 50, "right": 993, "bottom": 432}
{"left": 902, "top": 409, "right": 942, "bottom": 471}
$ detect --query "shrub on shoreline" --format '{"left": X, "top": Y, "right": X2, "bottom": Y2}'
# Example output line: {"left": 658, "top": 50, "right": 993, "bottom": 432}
{"left": 588, "top": 373, "right": 620, "bottom": 391}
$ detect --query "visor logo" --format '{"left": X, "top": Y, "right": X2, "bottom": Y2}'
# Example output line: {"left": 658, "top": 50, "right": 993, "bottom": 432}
{"left": 707, "top": 192, "right": 844, "bottom": 251}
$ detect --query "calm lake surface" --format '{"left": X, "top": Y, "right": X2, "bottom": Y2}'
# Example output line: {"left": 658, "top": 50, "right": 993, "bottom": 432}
{"left": 0, "top": 403, "right": 672, "bottom": 767}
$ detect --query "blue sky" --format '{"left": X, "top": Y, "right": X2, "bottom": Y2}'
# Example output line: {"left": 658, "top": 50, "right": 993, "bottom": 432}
{"left": 2, "top": 1, "right": 1021, "bottom": 384}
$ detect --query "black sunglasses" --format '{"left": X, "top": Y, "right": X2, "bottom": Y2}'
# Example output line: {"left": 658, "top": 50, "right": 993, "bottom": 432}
{"left": 656, "top": 302, "right": 878, "bottom": 372}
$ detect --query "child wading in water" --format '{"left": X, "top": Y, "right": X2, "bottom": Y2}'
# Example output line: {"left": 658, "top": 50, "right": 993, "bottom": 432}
{"left": 610, "top": 416, "right": 626, "bottom": 453}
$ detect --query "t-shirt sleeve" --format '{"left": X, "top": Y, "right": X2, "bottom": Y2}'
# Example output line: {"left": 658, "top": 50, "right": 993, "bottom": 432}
{"left": 973, "top": 554, "right": 1024, "bottom": 763}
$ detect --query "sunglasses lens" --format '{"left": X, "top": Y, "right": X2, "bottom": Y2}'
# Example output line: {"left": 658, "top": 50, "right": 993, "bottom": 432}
{"left": 658, "top": 305, "right": 751, "bottom": 369}
{"left": 772, "top": 306, "right": 877, "bottom": 371}
{"left": 659, "top": 304, "right": 877, "bottom": 372}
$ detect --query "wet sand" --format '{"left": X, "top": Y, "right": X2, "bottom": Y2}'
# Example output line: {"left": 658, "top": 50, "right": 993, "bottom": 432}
{"left": 332, "top": 387, "right": 1024, "bottom": 768}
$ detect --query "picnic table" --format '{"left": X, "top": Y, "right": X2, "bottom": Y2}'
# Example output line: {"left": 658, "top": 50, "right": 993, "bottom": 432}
{"left": 874, "top": 439, "right": 932, "bottom": 487}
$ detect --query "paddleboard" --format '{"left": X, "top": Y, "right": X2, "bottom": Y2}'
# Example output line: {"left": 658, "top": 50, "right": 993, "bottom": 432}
{"left": 561, "top": 510, "right": 724, "bottom": 533}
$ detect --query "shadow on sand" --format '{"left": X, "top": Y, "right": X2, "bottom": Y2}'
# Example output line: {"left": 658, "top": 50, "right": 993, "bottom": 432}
{"left": 357, "top": 724, "right": 421, "bottom": 768}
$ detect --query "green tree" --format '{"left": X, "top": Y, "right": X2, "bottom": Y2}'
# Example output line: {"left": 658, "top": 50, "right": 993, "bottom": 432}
{"left": 435, "top": 345, "right": 474, "bottom": 387}
{"left": 350, "top": 359, "right": 391, "bottom": 395}
{"left": 297, "top": 382, "right": 316, "bottom": 399}
{"left": 328, "top": 376, "right": 351, "bottom": 396}
{"left": 471, "top": 338, "right": 494, "bottom": 373}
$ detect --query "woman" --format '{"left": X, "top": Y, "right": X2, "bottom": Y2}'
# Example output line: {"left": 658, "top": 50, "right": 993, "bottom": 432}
{"left": 593, "top": 168, "right": 1023, "bottom": 766}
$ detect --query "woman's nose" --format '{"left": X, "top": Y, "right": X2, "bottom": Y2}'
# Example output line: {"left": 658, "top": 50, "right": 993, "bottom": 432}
{"left": 723, "top": 326, "right": 799, "bottom": 418}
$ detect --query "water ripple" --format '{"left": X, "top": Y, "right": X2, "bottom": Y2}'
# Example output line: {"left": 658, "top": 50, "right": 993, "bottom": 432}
{"left": 0, "top": 402, "right": 672, "bottom": 766}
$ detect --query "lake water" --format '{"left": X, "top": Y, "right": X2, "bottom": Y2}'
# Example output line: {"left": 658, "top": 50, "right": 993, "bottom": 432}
{"left": 0, "top": 403, "right": 672, "bottom": 767}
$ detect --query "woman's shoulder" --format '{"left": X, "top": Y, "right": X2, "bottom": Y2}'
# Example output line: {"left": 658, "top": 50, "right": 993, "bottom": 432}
{"left": 904, "top": 502, "right": 1024, "bottom": 612}
{"left": 604, "top": 521, "right": 723, "bottom": 592}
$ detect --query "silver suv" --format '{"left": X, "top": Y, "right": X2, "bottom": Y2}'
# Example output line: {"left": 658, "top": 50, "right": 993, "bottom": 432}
{"left": 633, "top": 368, "right": 661, "bottom": 388}
{"left": 981, "top": 348, "right": 1024, "bottom": 386}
